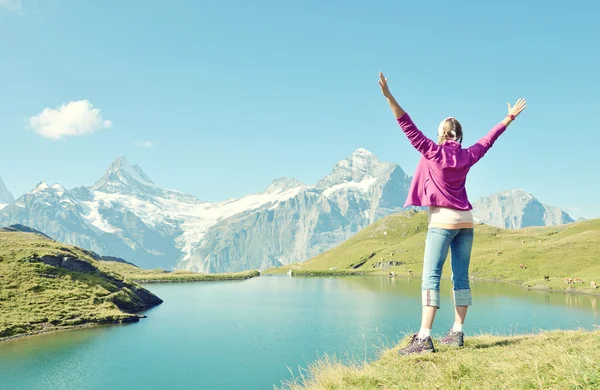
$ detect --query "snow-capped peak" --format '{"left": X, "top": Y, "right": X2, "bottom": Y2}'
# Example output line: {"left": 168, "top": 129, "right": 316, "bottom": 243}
{"left": 499, "top": 189, "right": 535, "bottom": 201}
{"left": 347, "top": 148, "right": 379, "bottom": 169}
{"left": 107, "top": 156, "right": 154, "bottom": 185}
{"left": 351, "top": 148, "right": 375, "bottom": 158}
{"left": 316, "top": 148, "right": 391, "bottom": 189}
{"left": 27, "top": 182, "right": 72, "bottom": 200}
{"left": 51, "top": 183, "right": 66, "bottom": 197}
{"left": 91, "top": 156, "right": 157, "bottom": 195}
{"left": 32, "top": 182, "right": 50, "bottom": 193}
{"left": 265, "top": 177, "right": 305, "bottom": 194}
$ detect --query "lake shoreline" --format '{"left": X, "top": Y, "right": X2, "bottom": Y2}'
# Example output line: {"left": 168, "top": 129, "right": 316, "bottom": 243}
{"left": 0, "top": 316, "right": 144, "bottom": 344}
{"left": 129, "top": 270, "right": 260, "bottom": 283}
{"left": 4, "top": 272, "right": 597, "bottom": 345}
{"left": 469, "top": 276, "right": 600, "bottom": 297}
{"left": 1, "top": 272, "right": 260, "bottom": 344}
{"left": 272, "top": 270, "right": 600, "bottom": 297}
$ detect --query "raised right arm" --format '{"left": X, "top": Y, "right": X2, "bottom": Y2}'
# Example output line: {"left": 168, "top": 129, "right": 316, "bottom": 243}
{"left": 467, "top": 98, "right": 527, "bottom": 164}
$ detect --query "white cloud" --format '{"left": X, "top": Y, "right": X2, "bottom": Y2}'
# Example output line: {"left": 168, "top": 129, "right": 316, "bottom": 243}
{"left": 0, "top": 0, "right": 21, "bottom": 11}
{"left": 29, "top": 100, "right": 113, "bottom": 140}
{"left": 134, "top": 140, "right": 155, "bottom": 148}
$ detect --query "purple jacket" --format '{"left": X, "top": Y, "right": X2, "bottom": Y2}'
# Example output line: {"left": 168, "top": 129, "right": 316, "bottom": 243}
{"left": 397, "top": 113, "right": 506, "bottom": 210}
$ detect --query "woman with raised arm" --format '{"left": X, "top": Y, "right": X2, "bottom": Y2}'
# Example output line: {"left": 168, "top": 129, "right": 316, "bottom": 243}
{"left": 378, "top": 72, "right": 527, "bottom": 355}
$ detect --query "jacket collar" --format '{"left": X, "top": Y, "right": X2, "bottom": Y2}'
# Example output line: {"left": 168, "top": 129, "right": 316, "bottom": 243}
{"left": 443, "top": 140, "right": 462, "bottom": 148}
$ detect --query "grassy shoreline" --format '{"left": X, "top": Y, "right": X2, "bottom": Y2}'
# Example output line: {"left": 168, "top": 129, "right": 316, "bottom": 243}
{"left": 281, "top": 329, "right": 600, "bottom": 389}
{"left": 99, "top": 262, "right": 261, "bottom": 283}
{"left": 0, "top": 267, "right": 260, "bottom": 343}
{"left": 0, "top": 321, "right": 131, "bottom": 343}
{"left": 130, "top": 270, "right": 260, "bottom": 283}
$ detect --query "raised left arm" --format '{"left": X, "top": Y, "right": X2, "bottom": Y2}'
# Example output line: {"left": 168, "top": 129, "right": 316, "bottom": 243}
{"left": 379, "top": 72, "right": 440, "bottom": 160}
{"left": 379, "top": 72, "right": 406, "bottom": 119}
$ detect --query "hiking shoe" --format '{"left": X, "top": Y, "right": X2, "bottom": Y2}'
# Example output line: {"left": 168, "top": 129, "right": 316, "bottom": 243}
{"left": 439, "top": 329, "right": 464, "bottom": 347}
{"left": 398, "top": 334, "right": 436, "bottom": 355}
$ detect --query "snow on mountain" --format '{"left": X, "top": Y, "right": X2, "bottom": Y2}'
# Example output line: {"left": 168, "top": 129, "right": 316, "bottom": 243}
{"left": 0, "top": 151, "right": 577, "bottom": 273}
{"left": 0, "top": 176, "right": 15, "bottom": 209}
{"left": 265, "top": 177, "right": 305, "bottom": 194}
{"left": 472, "top": 189, "right": 575, "bottom": 228}
{"left": 323, "top": 177, "right": 378, "bottom": 197}
{"left": 0, "top": 150, "right": 409, "bottom": 271}
{"left": 92, "top": 156, "right": 154, "bottom": 193}
{"left": 32, "top": 181, "right": 50, "bottom": 194}
{"left": 316, "top": 148, "right": 391, "bottom": 189}
{"left": 177, "top": 150, "right": 411, "bottom": 272}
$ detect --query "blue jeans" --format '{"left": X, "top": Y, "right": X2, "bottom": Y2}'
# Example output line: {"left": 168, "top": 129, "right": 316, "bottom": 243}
{"left": 422, "top": 227, "right": 474, "bottom": 308}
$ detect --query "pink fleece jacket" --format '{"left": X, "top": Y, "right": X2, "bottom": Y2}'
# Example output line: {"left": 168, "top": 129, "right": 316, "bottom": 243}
{"left": 397, "top": 113, "right": 507, "bottom": 210}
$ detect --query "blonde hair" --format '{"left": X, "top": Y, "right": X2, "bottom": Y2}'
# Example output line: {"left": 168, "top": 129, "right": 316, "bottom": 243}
{"left": 437, "top": 117, "right": 463, "bottom": 145}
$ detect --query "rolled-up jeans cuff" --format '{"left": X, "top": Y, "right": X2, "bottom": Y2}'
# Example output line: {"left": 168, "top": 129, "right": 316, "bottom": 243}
{"left": 454, "top": 289, "right": 472, "bottom": 306}
{"left": 422, "top": 289, "right": 440, "bottom": 308}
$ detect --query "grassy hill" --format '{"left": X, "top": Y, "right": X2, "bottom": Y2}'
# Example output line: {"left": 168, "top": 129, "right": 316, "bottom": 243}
{"left": 0, "top": 228, "right": 163, "bottom": 340}
{"left": 268, "top": 211, "right": 600, "bottom": 294}
{"left": 282, "top": 330, "right": 600, "bottom": 389}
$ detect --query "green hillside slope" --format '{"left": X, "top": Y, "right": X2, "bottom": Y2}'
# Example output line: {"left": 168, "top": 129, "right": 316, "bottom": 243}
{"left": 271, "top": 211, "right": 600, "bottom": 293}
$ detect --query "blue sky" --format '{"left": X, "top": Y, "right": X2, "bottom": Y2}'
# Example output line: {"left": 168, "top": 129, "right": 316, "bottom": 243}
{"left": 1, "top": 0, "right": 599, "bottom": 218}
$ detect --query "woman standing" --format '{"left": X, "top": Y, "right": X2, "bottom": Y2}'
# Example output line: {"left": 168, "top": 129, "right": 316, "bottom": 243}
{"left": 378, "top": 72, "right": 527, "bottom": 355}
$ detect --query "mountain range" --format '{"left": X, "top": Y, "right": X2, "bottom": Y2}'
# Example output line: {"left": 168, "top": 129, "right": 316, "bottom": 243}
{"left": 0, "top": 176, "right": 14, "bottom": 210}
{"left": 0, "top": 150, "right": 574, "bottom": 272}
{"left": 472, "top": 189, "right": 574, "bottom": 229}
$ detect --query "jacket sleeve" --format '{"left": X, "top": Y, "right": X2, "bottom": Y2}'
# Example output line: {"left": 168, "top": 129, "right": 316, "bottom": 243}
{"left": 466, "top": 123, "right": 507, "bottom": 165}
{"left": 396, "top": 113, "right": 441, "bottom": 160}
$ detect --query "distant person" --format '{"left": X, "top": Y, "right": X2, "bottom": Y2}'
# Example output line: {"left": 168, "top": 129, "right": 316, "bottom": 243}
{"left": 378, "top": 72, "right": 527, "bottom": 355}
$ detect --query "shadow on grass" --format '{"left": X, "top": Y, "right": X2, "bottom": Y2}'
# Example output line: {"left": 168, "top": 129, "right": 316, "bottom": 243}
{"left": 470, "top": 339, "right": 522, "bottom": 349}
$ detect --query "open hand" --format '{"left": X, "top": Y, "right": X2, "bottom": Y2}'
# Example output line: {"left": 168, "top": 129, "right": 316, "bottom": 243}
{"left": 379, "top": 72, "right": 393, "bottom": 98}
{"left": 507, "top": 98, "right": 527, "bottom": 118}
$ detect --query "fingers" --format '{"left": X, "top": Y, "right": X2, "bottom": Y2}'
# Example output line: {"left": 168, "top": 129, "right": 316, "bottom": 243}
{"left": 512, "top": 98, "right": 528, "bottom": 115}
{"left": 512, "top": 98, "right": 527, "bottom": 110}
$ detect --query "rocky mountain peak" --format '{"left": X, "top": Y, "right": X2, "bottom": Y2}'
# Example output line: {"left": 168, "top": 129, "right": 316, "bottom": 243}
{"left": 0, "top": 176, "right": 14, "bottom": 204}
{"left": 32, "top": 181, "right": 50, "bottom": 194}
{"left": 265, "top": 177, "right": 305, "bottom": 194}
{"left": 472, "top": 189, "right": 574, "bottom": 229}
{"left": 316, "top": 148, "right": 392, "bottom": 189}
{"left": 91, "top": 156, "right": 156, "bottom": 195}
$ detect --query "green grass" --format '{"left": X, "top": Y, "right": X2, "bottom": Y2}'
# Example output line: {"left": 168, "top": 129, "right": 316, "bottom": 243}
{"left": 267, "top": 211, "right": 600, "bottom": 294}
{"left": 0, "top": 230, "right": 162, "bottom": 340}
{"left": 281, "top": 329, "right": 600, "bottom": 389}
{"left": 101, "top": 261, "right": 260, "bottom": 283}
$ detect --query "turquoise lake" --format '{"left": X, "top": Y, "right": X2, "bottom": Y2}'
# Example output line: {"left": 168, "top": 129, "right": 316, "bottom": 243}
{"left": 1, "top": 276, "right": 599, "bottom": 389}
